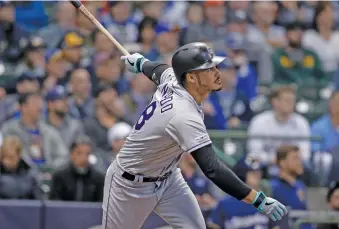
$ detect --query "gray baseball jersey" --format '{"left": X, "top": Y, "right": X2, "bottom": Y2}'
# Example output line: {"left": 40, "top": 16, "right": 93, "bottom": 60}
{"left": 117, "top": 67, "right": 212, "bottom": 177}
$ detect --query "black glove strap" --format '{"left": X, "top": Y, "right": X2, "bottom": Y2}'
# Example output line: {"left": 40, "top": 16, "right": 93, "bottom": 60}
{"left": 253, "top": 191, "right": 266, "bottom": 208}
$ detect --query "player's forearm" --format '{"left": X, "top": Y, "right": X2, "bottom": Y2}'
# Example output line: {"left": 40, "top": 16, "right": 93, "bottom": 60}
{"left": 191, "top": 144, "right": 252, "bottom": 201}
{"left": 142, "top": 61, "right": 171, "bottom": 85}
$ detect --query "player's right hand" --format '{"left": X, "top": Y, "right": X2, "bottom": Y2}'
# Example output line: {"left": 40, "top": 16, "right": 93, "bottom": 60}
{"left": 120, "top": 53, "right": 148, "bottom": 74}
{"left": 253, "top": 192, "right": 288, "bottom": 221}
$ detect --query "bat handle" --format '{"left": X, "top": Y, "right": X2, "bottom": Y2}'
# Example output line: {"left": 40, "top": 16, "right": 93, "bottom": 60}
{"left": 70, "top": 0, "right": 82, "bottom": 8}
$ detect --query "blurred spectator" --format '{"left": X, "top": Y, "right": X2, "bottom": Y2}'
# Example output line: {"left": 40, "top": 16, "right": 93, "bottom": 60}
{"left": 49, "top": 135, "right": 105, "bottom": 202}
{"left": 43, "top": 48, "right": 68, "bottom": 93}
{"left": 225, "top": 32, "right": 258, "bottom": 101}
{"left": 247, "top": 86, "right": 311, "bottom": 164}
{"left": 137, "top": 16, "right": 159, "bottom": 61}
{"left": 208, "top": 157, "right": 274, "bottom": 229}
{"left": 302, "top": 2, "right": 339, "bottom": 79}
{"left": 179, "top": 153, "right": 217, "bottom": 211}
{"left": 155, "top": 22, "right": 180, "bottom": 62}
{"left": 317, "top": 181, "right": 339, "bottom": 229}
{"left": 299, "top": 1, "right": 319, "bottom": 29}
{"left": 0, "top": 2, "right": 48, "bottom": 32}
{"left": 15, "top": 36, "right": 46, "bottom": 79}
{"left": 270, "top": 145, "right": 313, "bottom": 229}
{"left": 134, "top": 1, "right": 164, "bottom": 23}
{"left": 276, "top": 1, "right": 301, "bottom": 27}
{"left": 37, "top": 2, "right": 76, "bottom": 49}
{"left": 1, "top": 92, "right": 68, "bottom": 169}
{"left": 122, "top": 73, "right": 155, "bottom": 125}
{"left": 107, "top": 122, "right": 132, "bottom": 157}
{"left": 85, "top": 85, "right": 124, "bottom": 153}
{"left": 0, "top": 135, "right": 40, "bottom": 199}
{"left": 57, "top": 30, "right": 88, "bottom": 82}
{"left": 181, "top": 3, "right": 205, "bottom": 45}
{"left": 204, "top": 58, "right": 254, "bottom": 130}
{"left": 272, "top": 21, "right": 323, "bottom": 86}
{"left": 311, "top": 91, "right": 339, "bottom": 153}
{"left": 76, "top": 2, "right": 98, "bottom": 37}
{"left": 227, "top": 1, "right": 250, "bottom": 11}
{"left": 93, "top": 52, "right": 128, "bottom": 95}
{"left": 68, "top": 68, "right": 95, "bottom": 120}
{"left": 45, "top": 86, "right": 84, "bottom": 149}
{"left": 248, "top": 1, "right": 286, "bottom": 50}
{"left": 101, "top": 1, "right": 137, "bottom": 44}
{"left": 0, "top": 83, "right": 18, "bottom": 125}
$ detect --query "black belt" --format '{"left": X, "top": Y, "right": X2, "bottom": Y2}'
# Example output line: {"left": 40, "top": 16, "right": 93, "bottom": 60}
{"left": 122, "top": 171, "right": 172, "bottom": 183}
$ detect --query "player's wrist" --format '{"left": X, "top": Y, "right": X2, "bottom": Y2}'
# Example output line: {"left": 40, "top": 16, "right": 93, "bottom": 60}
{"left": 252, "top": 191, "right": 266, "bottom": 210}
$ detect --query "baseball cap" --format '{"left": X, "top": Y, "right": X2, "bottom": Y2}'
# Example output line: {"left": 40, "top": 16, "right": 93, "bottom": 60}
{"left": 25, "top": 36, "right": 46, "bottom": 52}
{"left": 227, "top": 9, "right": 248, "bottom": 23}
{"left": 327, "top": 181, "right": 339, "bottom": 202}
{"left": 215, "top": 54, "right": 235, "bottom": 70}
{"left": 17, "top": 72, "right": 40, "bottom": 83}
{"left": 107, "top": 122, "right": 132, "bottom": 143}
{"left": 225, "top": 32, "right": 246, "bottom": 50}
{"left": 233, "top": 156, "right": 262, "bottom": 182}
{"left": 71, "top": 135, "right": 92, "bottom": 150}
{"left": 94, "top": 84, "right": 116, "bottom": 98}
{"left": 46, "top": 86, "right": 67, "bottom": 101}
{"left": 59, "top": 30, "right": 85, "bottom": 49}
{"left": 45, "top": 49, "right": 63, "bottom": 63}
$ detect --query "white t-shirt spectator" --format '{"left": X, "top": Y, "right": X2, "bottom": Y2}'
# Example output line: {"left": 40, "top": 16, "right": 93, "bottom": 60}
{"left": 247, "top": 110, "right": 311, "bottom": 164}
{"left": 302, "top": 30, "right": 339, "bottom": 73}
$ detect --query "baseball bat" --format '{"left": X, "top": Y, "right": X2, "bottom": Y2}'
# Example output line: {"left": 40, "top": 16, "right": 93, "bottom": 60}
{"left": 69, "top": 0, "right": 130, "bottom": 56}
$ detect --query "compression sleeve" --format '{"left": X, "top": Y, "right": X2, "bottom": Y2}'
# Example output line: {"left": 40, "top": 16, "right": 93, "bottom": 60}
{"left": 191, "top": 144, "right": 252, "bottom": 200}
{"left": 142, "top": 61, "right": 171, "bottom": 85}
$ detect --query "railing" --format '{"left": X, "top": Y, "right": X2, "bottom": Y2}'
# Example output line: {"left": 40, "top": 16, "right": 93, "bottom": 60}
{"left": 291, "top": 210, "right": 339, "bottom": 229}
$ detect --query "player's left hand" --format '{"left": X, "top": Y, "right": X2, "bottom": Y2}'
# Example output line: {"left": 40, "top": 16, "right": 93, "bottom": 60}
{"left": 254, "top": 192, "right": 288, "bottom": 221}
{"left": 120, "top": 53, "right": 148, "bottom": 74}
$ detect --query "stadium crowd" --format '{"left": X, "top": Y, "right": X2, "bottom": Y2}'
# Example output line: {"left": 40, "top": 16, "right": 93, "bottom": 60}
{"left": 1, "top": 1, "right": 339, "bottom": 229}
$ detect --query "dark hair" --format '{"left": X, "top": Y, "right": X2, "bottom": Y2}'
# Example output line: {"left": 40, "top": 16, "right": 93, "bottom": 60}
{"left": 269, "top": 85, "right": 296, "bottom": 101}
{"left": 327, "top": 181, "right": 339, "bottom": 202}
{"left": 311, "top": 1, "right": 332, "bottom": 32}
{"left": 276, "top": 145, "right": 299, "bottom": 165}
{"left": 18, "top": 92, "right": 41, "bottom": 106}
{"left": 137, "top": 16, "right": 157, "bottom": 43}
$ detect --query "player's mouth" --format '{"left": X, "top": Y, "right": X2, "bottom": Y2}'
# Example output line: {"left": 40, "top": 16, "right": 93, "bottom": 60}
{"left": 215, "top": 77, "right": 221, "bottom": 84}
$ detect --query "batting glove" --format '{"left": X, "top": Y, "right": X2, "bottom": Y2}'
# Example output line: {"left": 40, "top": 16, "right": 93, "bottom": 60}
{"left": 252, "top": 191, "right": 288, "bottom": 221}
{"left": 121, "top": 53, "right": 148, "bottom": 74}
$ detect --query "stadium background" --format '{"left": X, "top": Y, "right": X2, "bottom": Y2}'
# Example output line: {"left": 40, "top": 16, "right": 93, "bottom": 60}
{"left": 0, "top": 1, "right": 339, "bottom": 229}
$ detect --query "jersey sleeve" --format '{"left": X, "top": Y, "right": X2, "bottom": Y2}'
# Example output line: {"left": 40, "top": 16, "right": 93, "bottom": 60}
{"left": 159, "top": 67, "right": 176, "bottom": 85}
{"left": 165, "top": 113, "right": 212, "bottom": 153}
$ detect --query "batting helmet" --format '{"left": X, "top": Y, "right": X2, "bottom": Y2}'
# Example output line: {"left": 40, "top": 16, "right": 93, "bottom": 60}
{"left": 171, "top": 42, "right": 226, "bottom": 84}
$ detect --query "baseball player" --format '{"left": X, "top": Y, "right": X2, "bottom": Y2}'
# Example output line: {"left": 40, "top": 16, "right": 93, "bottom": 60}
{"left": 102, "top": 42, "right": 288, "bottom": 229}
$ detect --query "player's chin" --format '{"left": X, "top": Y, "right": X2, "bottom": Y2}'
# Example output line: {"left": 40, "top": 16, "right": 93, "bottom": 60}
{"left": 212, "top": 83, "right": 223, "bottom": 92}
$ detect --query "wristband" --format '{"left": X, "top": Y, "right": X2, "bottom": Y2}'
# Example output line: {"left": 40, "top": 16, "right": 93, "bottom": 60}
{"left": 252, "top": 191, "right": 266, "bottom": 208}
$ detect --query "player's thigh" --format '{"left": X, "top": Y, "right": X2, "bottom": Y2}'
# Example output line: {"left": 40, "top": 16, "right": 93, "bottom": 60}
{"left": 153, "top": 171, "right": 206, "bottom": 229}
{"left": 102, "top": 164, "right": 157, "bottom": 229}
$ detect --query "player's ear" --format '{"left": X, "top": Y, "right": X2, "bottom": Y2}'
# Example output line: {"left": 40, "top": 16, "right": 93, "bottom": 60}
{"left": 186, "top": 72, "right": 196, "bottom": 84}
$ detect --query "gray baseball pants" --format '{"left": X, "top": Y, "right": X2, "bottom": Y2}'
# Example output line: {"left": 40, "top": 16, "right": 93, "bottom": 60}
{"left": 101, "top": 160, "right": 205, "bottom": 229}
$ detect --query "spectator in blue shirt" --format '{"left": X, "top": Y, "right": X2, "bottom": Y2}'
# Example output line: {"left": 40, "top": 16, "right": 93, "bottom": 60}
{"left": 270, "top": 145, "right": 314, "bottom": 229}
{"left": 208, "top": 157, "right": 288, "bottom": 229}
{"left": 203, "top": 58, "right": 254, "bottom": 130}
{"left": 311, "top": 91, "right": 339, "bottom": 153}
{"left": 225, "top": 32, "right": 258, "bottom": 101}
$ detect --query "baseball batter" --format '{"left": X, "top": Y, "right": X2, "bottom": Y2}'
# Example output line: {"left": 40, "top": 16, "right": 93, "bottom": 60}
{"left": 102, "top": 42, "right": 287, "bottom": 229}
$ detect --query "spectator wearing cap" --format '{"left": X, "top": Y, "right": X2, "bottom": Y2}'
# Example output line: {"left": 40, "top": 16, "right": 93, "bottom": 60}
{"left": 100, "top": 1, "right": 138, "bottom": 44}
{"left": 203, "top": 58, "right": 254, "bottom": 130}
{"left": 85, "top": 84, "right": 124, "bottom": 154}
{"left": 155, "top": 22, "right": 180, "bottom": 62}
{"left": 1, "top": 92, "right": 68, "bottom": 169}
{"left": 49, "top": 135, "right": 105, "bottom": 202}
{"left": 68, "top": 68, "right": 95, "bottom": 120}
{"left": 15, "top": 36, "right": 46, "bottom": 79}
{"left": 92, "top": 52, "right": 129, "bottom": 95}
{"left": 208, "top": 157, "right": 283, "bottom": 229}
{"left": 37, "top": 1, "right": 76, "bottom": 49}
{"left": 0, "top": 135, "right": 40, "bottom": 200}
{"left": 270, "top": 145, "right": 314, "bottom": 229}
{"left": 122, "top": 72, "right": 155, "bottom": 125}
{"left": 179, "top": 153, "right": 218, "bottom": 214}
{"left": 107, "top": 122, "right": 132, "bottom": 157}
{"left": 272, "top": 21, "right": 323, "bottom": 87}
{"left": 317, "top": 181, "right": 339, "bottom": 229}
{"left": 43, "top": 49, "right": 68, "bottom": 91}
{"left": 136, "top": 16, "right": 159, "bottom": 61}
{"left": 248, "top": 2, "right": 286, "bottom": 50}
{"left": 247, "top": 86, "right": 311, "bottom": 165}
{"left": 302, "top": 2, "right": 339, "bottom": 80}
{"left": 225, "top": 32, "right": 258, "bottom": 101}
{"left": 45, "top": 86, "right": 84, "bottom": 149}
